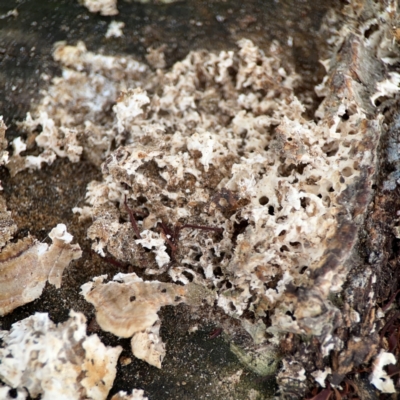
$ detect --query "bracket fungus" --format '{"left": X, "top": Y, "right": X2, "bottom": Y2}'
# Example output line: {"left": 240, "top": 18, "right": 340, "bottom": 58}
{"left": 0, "top": 224, "right": 82, "bottom": 316}
{"left": 81, "top": 273, "right": 214, "bottom": 368}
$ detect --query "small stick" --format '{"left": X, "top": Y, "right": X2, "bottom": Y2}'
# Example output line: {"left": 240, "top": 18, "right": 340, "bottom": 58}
{"left": 124, "top": 196, "right": 141, "bottom": 239}
{"left": 158, "top": 222, "right": 178, "bottom": 262}
{"left": 382, "top": 289, "right": 400, "bottom": 312}
{"left": 380, "top": 311, "right": 400, "bottom": 341}
{"left": 209, "top": 327, "right": 223, "bottom": 339}
{"left": 160, "top": 221, "right": 174, "bottom": 238}
{"left": 158, "top": 221, "right": 224, "bottom": 267}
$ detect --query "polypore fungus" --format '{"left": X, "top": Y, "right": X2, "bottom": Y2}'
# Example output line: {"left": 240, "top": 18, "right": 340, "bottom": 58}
{"left": 0, "top": 311, "right": 122, "bottom": 400}
{"left": 0, "top": 224, "right": 82, "bottom": 316}
{"left": 81, "top": 273, "right": 214, "bottom": 368}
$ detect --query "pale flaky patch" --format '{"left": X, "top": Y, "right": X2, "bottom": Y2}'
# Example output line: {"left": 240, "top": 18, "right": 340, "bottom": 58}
{"left": 111, "top": 389, "right": 148, "bottom": 400}
{"left": 0, "top": 224, "right": 82, "bottom": 316}
{"left": 81, "top": 0, "right": 118, "bottom": 16}
{"left": 105, "top": 21, "right": 125, "bottom": 38}
{"left": 0, "top": 311, "right": 122, "bottom": 400}
{"left": 80, "top": 37, "right": 378, "bottom": 342}
{"left": 0, "top": 119, "right": 16, "bottom": 249}
{"left": 8, "top": 41, "right": 149, "bottom": 174}
{"left": 0, "top": 196, "right": 17, "bottom": 250}
{"left": 369, "top": 350, "right": 397, "bottom": 393}
{"left": 0, "top": 117, "right": 9, "bottom": 165}
{"left": 10, "top": 1, "right": 399, "bottom": 387}
{"left": 81, "top": 273, "right": 214, "bottom": 368}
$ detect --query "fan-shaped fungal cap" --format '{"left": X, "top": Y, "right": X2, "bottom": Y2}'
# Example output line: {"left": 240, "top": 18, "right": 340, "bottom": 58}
{"left": 0, "top": 224, "right": 82, "bottom": 316}
{"left": 81, "top": 273, "right": 214, "bottom": 367}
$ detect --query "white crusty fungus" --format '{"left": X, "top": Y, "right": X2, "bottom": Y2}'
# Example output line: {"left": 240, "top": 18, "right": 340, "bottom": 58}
{"left": 0, "top": 311, "right": 122, "bottom": 400}
{"left": 10, "top": 33, "right": 384, "bottom": 367}
{"left": 111, "top": 389, "right": 148, "bottom": 400}
{"left": 9, "top": 2, "right": 397, "bottom": 385}
{"left": 0, "top": 119, "right": 15, "bottom": 249}
{"left": 105, "top": 21, "right": 125, "bottom": 38}
{"left": 0, "top": 224, "right": 82, "bottom": 316}
{"left": 81, "top": 273, "right": 214, "bottom": 368}
{"left": 9, "top": 41, "right": 149, "bottom": 174}
{"left": 78, "top": 37, "right": 377, "bottom": 342}
{"left": 81, "top": 0, "right": 118, "bottom": 16}
{"left": 0, "top": 117, "right": 9, "bottom": 166}
{"left": 369, "top": 350, "right": 397, "bottom": 393}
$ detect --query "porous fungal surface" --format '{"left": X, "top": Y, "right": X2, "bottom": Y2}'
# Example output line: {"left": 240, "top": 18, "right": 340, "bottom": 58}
{"left": 7, "top": 41, "right": 150, "bottom": 175}
{"left": 81, "top": 273, "right": 214, "bottom": 368}
{"left": 79, "top": 35, "right": 377, "bottom": 342}
{"left": 7, "top": 0, "right": 400, "bottom": 393}
{"left": 0, "top": 224, "right": 82, "bottom": 316}
{"left": 10, "top": 38, "right": 376, "bottom": 339}
{"left": 0, "top": 311, "right": 122, "bottom": 400}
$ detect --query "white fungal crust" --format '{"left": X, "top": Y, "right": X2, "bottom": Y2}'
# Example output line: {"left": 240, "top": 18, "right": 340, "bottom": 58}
{"left": 0, "top": 120, "right": 16, "bottom": 249}
{"left": 105, "top": 21, "right": 125, "bottom": 38}
{"left": 11, "top": 0, "right": 399, "bottom": 382}
{"left": 145, "top": 46, "right": 167, "bottom": 69}
{"left": 130, "top": 321, "right": 165, "bottom": 369}
{"left": 0, "top": 385, "right": 26, "bottom": 400}
{"left": 311, "top": 367, "right": 332, "bottom": 388}
{"left": 81, "top": 0, "right": 118, "bottom": 16}
{"left": 369, "top": 350, "right": 397, "bottom": 393}
{"left": 277, "top": 359, "right": 307, "bottom": 396}
{"left": 81, "top": 273, "right": 213, "bottom": 367}
{"left": 80, "top": 34, "right": 382, "bottom": 342}
{"left": 0, "top": 120, "right": 18, "bottom": 249}
{"left": 0, "top": 117, "right": 9, "bottom": 165}
{"left": 0, "top": 224, "right": 82, "bottom": 316}
{"left": 0, "top": 311, "right": 122, "bottom": 400}
{"left": 8, "top": 41, "right": 150, "bottom": 175}
{"left": 0, "top": 195, "right": 17, "bottom": 251}
{"left": 111, "top": 389, "right": 148, "bottom": 400}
